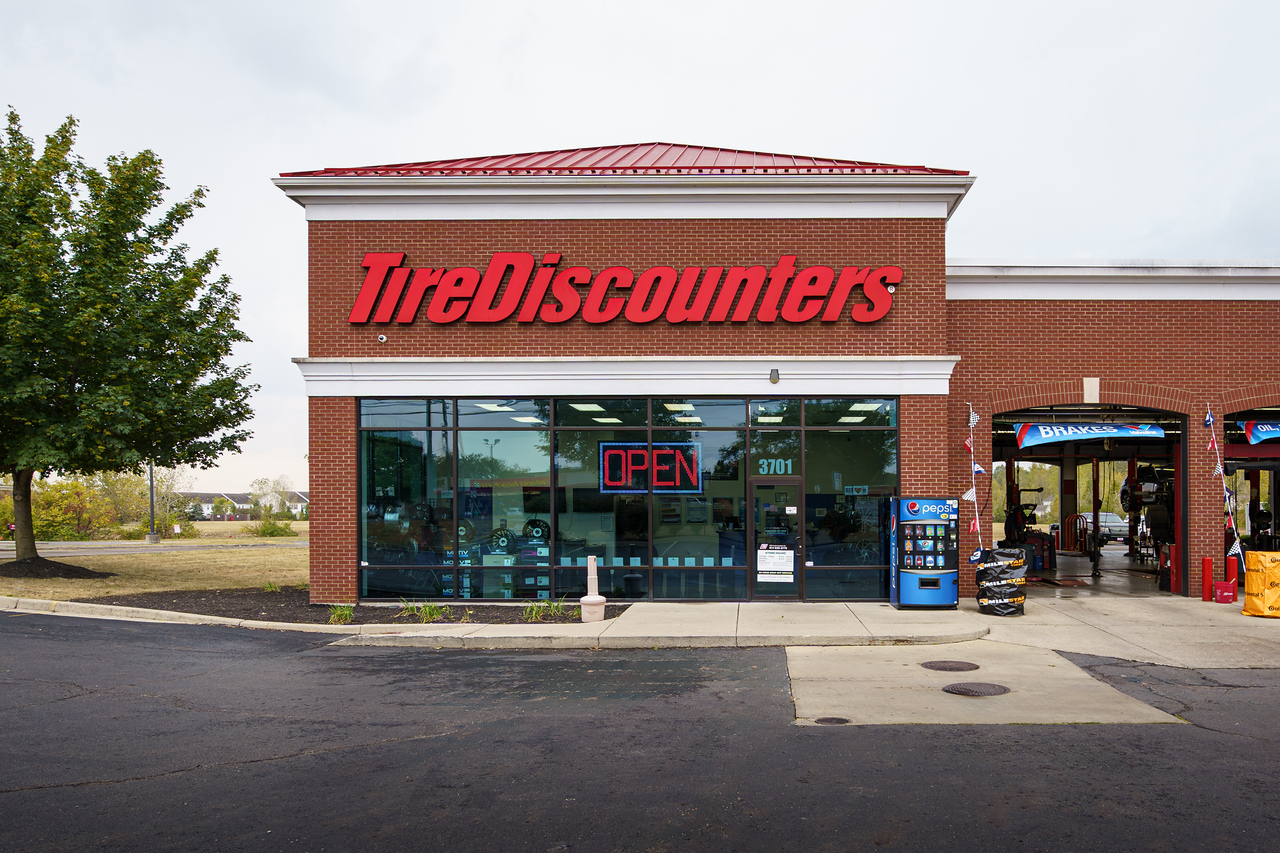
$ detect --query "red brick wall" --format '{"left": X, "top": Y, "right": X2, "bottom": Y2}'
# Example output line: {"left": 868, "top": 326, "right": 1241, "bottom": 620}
{"left": 949, "top": 299, "right": 1280, "bottom": 595}
{"left": 306, "top": 218, "right": 951, "bottom": 599}
{"left": 308, "top": 396, "right": 358, "bottom": 603}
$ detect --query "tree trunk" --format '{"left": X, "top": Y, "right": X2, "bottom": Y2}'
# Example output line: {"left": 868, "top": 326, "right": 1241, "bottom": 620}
{"left": 11, "top": 468, "right": 38, "bottom": 561}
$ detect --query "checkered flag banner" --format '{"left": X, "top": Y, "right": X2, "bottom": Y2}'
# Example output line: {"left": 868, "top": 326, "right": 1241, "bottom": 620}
{"left": 1228, "top": 537, "right": 1243, "bottom": 559}
{"left": 962, "top": 486, "right": 977, "bottom": 503}
{"left": 1213, "top": 463, "right": 1224, "bottom": 477}
{"left": 968, "top": 406, "right": 980, "bottom": 429}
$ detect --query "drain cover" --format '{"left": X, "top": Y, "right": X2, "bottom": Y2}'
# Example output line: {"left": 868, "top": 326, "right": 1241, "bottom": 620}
{"left": 921, "top": 660, "right": 980, "bottom": 672}
{"left": 943, "top": 682, "right": 1011, "bottom": 697}
{"left": 812, "top": 717, "right": 851, "bottom": 725}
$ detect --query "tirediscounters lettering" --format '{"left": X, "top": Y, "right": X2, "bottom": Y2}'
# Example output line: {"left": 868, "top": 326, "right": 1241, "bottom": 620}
{"left": 347, "top": 252, "right": 901, "bottom": 325}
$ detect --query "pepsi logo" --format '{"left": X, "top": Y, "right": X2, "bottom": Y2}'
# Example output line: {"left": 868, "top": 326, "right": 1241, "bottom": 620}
{"left": 907, "top": 501, "right": 920, "bottom": 514}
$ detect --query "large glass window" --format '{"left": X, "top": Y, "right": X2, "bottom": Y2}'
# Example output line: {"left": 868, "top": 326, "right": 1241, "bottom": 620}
{"left": 651, "top": 399, "right": 748, "bottom": 429}
{"left": 804, "top": 398, "right": 897, "bottom": 428}
{"left": 454, "top": 431, "right": 552, "bottom": 595}
{"left": 652, "top": 430, "right": 746, "bottom": 568}
{"left": 356, "top": 397, "right": 901, "bottom": 601}
{"left": 360, "top": 430, "right": 453, "bottom": 566}
{"left": 803, "top": 430, "right": 897, "bottom": 568}
{"left": 555, "top": 430, "right": 649, "bottom": 568}
{"left": 555, "top": 398, "right": 649, "bottom": 428}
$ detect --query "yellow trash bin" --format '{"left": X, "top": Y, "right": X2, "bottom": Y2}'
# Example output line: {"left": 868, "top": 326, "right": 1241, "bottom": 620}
{"left": 1242, "top": 552, "right": 1280, "bottom": 618}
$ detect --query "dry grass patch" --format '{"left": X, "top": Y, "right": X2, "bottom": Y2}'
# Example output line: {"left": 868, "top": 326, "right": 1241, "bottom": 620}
{"left": 1, "top": 546, "right": 308, "bottom": 601}
{"left": 194, "top": 520, "right": 309, "bottom": 539}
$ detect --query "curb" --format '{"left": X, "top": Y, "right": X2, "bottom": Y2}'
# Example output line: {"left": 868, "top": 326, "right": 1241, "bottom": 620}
{"left": 2, "top": 595, "right": 989, "bottom": 648}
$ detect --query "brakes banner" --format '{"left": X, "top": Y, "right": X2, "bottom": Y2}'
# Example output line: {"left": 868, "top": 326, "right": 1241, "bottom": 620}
{"left": 1237, "top": 421, "right": 1280, "bottom": 445}
{"left": 347, "top": 252, "right": 901, "bottom": 326}
{"left": 1014, "top": 423, "right": 1165, "bottom": 449}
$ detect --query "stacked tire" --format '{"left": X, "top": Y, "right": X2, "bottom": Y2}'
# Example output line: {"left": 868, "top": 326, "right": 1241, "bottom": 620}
{"left": 976, "top": 548, "right": 1026, "bottom": 616}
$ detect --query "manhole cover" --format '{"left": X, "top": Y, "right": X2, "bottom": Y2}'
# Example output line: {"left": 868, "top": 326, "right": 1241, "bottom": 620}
{"left": 921, "top": 660, "right": 980, "bottom": 672}
{"left": 812, "top": 717, "right": 851, "bottom": 725}
{"left": 943, "top": 682, "right": 1011, "bottom": 697}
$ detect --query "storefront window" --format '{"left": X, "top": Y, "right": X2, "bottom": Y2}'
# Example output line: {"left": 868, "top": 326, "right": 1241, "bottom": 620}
{"left": 360, "top": 430, "right": 453, "bottom": 567}
{"left": 555, "top": 398, "right": 649, "bottom": 427}
{"left": 750, "top": 429, "right": 801, "bottom": 476}
{"left": 454, "top": 432, "right": 552, "bottom": 591}
{"left": 355, "top": 396, "right": 902, "bottom": 601}
{"left": 751, "top": 398, "right": 801, "bottom": 427}
{"left": 360, "top": 399, "right": 452, "bottom": 429}
{"left": 555, "top": 430, "right": 649, "bottom": 567}
{"left": 652, "top": 430, "right": 746, "bottom": 568}
{"left": 455, "top": 398, "right": 549, "bottom": 428}
{"left": 804, "top": 398, "right": 897, "bottom": 428}
{"left": 803, "top": 430, "right": 897, "bottom": 568}
{"left": 651, "top": 399, "right": 747, "bottom": 428}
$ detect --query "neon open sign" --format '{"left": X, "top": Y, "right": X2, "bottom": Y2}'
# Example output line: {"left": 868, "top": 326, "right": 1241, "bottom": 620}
{"left": 599, "top": 442, "right": 702, "bottom": 494}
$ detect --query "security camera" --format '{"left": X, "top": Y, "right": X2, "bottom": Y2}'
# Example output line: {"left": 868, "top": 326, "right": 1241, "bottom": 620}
{"left": 377, "top": 334, "right": 387, "bottom": 343}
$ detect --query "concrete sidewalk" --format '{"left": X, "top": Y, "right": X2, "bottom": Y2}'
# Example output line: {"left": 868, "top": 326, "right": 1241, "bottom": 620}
{"left": 3, "top": 592, "right": 1277, "bottom": 665}
{"left": 0, "top": 597, "right": 989, "bottom": 649}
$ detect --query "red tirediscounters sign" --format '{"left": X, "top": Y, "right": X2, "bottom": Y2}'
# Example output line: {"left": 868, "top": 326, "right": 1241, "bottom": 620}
{"left": 349, "top": 252, "right": 901, "bottom": 326}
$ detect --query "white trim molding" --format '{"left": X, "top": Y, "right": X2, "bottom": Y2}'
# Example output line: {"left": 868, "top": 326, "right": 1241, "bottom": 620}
{"left": 272, "top": 174, "right": 975, "bottom": 221}
{"left": 947, "top": 259, "right": 1280, "bottom": 301}
{"left": 293, "top": 356, "right": 961, "bottom": 398}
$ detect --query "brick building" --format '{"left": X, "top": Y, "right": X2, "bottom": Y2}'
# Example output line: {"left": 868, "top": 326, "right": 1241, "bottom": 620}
{"left": 275, "top": 143, "right": 1280, "bottom": 605}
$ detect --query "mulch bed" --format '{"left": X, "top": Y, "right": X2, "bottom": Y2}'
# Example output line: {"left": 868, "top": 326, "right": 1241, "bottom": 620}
{"left": 71, "top": 586, "right": 630, "bottom": 625}
{"left": 1, "top": 557, "right": 116, "bottom": 580}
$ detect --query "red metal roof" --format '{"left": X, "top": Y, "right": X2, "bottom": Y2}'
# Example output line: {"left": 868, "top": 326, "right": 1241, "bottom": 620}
{"left": 280, "top": 142, "right": 967, "bottom": 178}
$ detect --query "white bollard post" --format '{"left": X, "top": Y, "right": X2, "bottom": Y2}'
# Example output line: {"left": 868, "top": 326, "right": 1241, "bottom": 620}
{"left": 580, "top": 554, "right": 607, "bottom": 622}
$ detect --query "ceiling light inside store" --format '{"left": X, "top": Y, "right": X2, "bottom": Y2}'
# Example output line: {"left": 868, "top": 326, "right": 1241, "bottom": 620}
{"left": 570, "top": 403, "right": 605, "bottom": 411}
{"left": 848, "top": 403, "right": 882, "bottom": 411}
{"left": 676, "top": 416, "right": 703, "bottom": 423}
{"left": 839, "top": 416, "right": 866, "bottom": 423}
{"left": 663, "top": 403, "right": 694, "bottom": 411}
{"left": 593, "top": 417, "right": 622, "bottom": 424}
{"left": 510, "top": 416, "right": 544, "bottom": 424}
{"left": 476, "top": 403, "right": 515, "bottom": 412}
{"left": 758, "top": 416, "right": 783, "bottom": 423}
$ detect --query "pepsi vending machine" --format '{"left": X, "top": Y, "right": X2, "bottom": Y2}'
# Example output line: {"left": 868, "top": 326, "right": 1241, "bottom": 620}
{"left": 890, "top": 497, "right": 960, "bottom": 609}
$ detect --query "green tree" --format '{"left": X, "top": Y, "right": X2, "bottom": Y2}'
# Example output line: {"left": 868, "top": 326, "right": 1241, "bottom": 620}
{"left": 28, "top": 475, "right": 114, "bottom": 540}
{"left": 0, "top": 110, "right": 254, "bottom": 562}
{"left": 92, "top": 470, "right": 149, "bottom": 524}
{"left": 211, "top": 496, "right": 235, "bottom": 519}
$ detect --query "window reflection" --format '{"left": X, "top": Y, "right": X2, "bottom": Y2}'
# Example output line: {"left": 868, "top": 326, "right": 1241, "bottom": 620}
{"left": 453, "top": 432, "right": 553, "bottom": 593}
{"left": 652, "top": 430, "right": 746, "bottom": 567}
{"left": 361, "top": 430, "right": 453, "bottom": 566}
{"left": 555, "top": 430, "right": 649, "bottom": 567}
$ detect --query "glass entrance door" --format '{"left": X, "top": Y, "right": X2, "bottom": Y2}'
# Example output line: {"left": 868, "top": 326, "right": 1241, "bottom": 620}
{"left": 749, "top": 478, "right": 802, "bottom": 598}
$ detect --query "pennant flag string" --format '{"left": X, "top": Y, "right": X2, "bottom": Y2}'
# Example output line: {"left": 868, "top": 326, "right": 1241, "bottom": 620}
{"left": 1207, "top": 403, "right": 1240, "bottom": 550}
{"left": 966, "top": 403, "right": 983, "bottom": 551}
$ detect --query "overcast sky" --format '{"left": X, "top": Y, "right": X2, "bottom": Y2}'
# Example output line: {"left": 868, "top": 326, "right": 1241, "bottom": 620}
{"left": 4, "top": 0, "right": 1277, "bottom": 492}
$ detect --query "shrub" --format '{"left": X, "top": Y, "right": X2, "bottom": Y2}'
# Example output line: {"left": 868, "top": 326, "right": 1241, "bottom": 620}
{"left": 240, "top": 519, "right": 298, "bottom": 537}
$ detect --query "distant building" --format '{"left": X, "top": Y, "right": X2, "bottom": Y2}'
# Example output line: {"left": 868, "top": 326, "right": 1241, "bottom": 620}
{"left": 179, "top": 492, "right": 308, "bottom": 520}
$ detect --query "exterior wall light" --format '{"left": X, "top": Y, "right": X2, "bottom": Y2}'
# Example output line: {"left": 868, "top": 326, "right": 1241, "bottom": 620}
{"left": 769, "top": 368, "right": 780, "bottom": 384}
